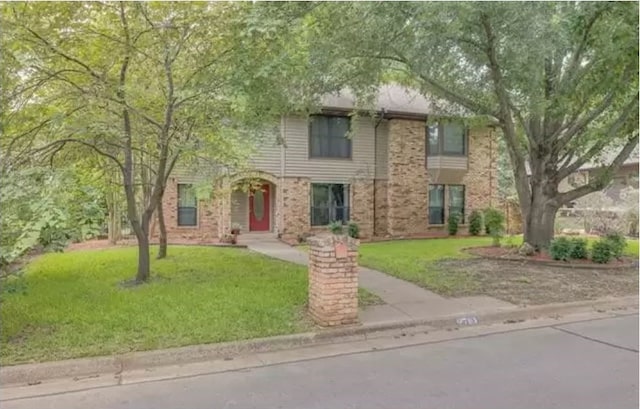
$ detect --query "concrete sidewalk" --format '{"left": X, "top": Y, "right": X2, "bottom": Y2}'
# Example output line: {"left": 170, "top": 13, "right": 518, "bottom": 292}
{"left": 245, "top": 237, "right": 517, "bottom": 325}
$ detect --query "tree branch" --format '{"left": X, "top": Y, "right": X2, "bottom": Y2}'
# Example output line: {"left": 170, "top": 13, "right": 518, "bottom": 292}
{"left": 20, "top": 26, "right": 103, "bottom": 80}
{"left": 33, "top": 138, "right": 125, "bottom": 172}
{"left": 558, "top": 133, "right": 639, "bottom": 205}
{"left": 557, "top": 94, "right": 639, "bottom": 180}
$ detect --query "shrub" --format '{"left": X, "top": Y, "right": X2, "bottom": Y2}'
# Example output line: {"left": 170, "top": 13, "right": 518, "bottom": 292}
{"left": 483, "top": 208, "right": 505, "bottom": 246}
{"left": 328, "top": 221, "right": 344, "bottom": 235}
{"left": 568, "top": 238, "right": 588, "bottom": 259}
{"left": 549, "top": 237, "right": 572, "bottom": 261}
{"left": 347, "top": 222, "right": 360, "bottom": 239}
{"left": 591, "top": 239, "right": 613, "bottom": 264}
{"left": 605, "top": 232, "right": 626, "bottom": 260}
{"left": 447, "top": 212, "right": 460, "bottom": 236}
{"left": 468, "top": 210, "right": 483, "bottom": 236}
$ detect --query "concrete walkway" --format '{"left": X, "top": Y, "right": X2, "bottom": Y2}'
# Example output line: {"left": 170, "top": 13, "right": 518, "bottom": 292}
{"left": 245, "top": 236, "right": 517, "bottom": 325}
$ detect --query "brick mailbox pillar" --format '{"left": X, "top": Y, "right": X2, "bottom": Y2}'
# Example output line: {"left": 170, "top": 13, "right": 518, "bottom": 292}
{"left": 307, "top": 234, "right": 359, "bottom": 326}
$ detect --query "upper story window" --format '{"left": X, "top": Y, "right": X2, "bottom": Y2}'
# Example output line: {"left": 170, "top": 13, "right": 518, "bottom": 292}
{"left": 309, "top": 115, "right": 352, "bottom": 159}
{"left": 426, "top": 121, "right": 467, "bottom": 156}
{"left": 177, "top": 183, "right": 197, "bottom": 226}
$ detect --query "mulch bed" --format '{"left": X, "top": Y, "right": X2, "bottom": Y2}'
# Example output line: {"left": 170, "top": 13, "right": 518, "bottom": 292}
{"left": 465, "top": 246, "right": 636, "bottom": 269}
{"left": 432, "top": 258, "right": 638, "bottom": 306}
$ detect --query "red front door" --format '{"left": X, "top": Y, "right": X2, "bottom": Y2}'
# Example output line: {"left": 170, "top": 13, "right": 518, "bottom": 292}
{"left": 249, "top": 183, "right": 270, "bottom": 231}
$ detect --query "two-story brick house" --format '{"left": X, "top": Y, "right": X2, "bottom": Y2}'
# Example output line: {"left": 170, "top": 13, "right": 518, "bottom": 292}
{"left": 156, "top": 85, "right": 499, "bottom": 243}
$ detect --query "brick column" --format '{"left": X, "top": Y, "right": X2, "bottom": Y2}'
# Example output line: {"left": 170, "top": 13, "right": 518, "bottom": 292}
{"left": 307, "top": 234, "right": 359, "bottom": 326}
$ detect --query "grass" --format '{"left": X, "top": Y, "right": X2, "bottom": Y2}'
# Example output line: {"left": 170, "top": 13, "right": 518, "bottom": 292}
{"left": 1, "top": 246, "right": 310, "bottom": 365}
{"left": 358, "top": 237, "right": 494, "bottom": 295}
{"left": 1, "top": 245, "right": 384, "bottom": 365}
{"left": 358, "top": 288, "right": 385, "bottom": 306}
{"left": 358, "top": 236, "right": 639, "bottom": 296}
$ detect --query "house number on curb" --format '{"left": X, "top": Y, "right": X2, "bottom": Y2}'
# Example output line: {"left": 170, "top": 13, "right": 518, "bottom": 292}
{"left": 456, "top": 316, "right": 479, "bottom": 326}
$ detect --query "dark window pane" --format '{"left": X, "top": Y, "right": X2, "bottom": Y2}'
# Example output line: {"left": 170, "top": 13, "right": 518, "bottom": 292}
{"left": 427, "top": 124, "right": 439, "bottom": 156}
{"left": 177, "top": 207, "right": 197, "bottom": 226}
{"left": 310, "top": 115, "right": 351, "bottom": 158}
{"left": 178, "top": 184, "right": 197, "bottom": 207}
{"left": 449, "top": 185, "right": 465, "bottom": 223}
{"left": 428, "top": 184, "right": 445, "bottom": 224}
{"left": 312, "top": 184, "right": 329, "bottom": 207}
{"left": 443, "top": 122, "right": 465, "bottom": 155}
{"left": 311, "top": 183, "right": 350, "bottom": 226}
{"left": 177, "top": 184, "right": 197, "bottom": 226}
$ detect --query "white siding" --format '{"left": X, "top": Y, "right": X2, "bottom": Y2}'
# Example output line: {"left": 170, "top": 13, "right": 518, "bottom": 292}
{"left": 426, "top": 156, "right": 468, "bottom": 171}
{"left": 375, "top": 120, "right": 389, "bottom": 179}
{"left": 230, "top": 190, "right": 248, "bottom": 232}
{"left": 283, "top": 116, "right": 376, "bottom": 183}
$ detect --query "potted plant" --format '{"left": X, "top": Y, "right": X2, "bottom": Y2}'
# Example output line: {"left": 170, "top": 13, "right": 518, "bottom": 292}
{"left": 230, "top": 223, "right": 241, "bottom": 236}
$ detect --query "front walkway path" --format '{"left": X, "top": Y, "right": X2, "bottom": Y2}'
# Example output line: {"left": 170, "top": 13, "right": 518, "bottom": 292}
{"left": 245, "top": 236, "right": 516, "bottom": 325}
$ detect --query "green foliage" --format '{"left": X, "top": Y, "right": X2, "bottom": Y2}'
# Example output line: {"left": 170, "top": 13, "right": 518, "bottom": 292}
{"left": 549, "top": 237, "right": 572, "bottom": 261}
{"left": 605, "top": 232, "right": 627, "bottom": 260}
{"left": 347, "top": 222, "right": 360, "bottom": 239}
{"left": 591, "top": 239, "right": 613, "bottom": 264}
{"left": 447, "top": 212, "right": 460, "bottom": 236}
{"left": 569, "top": 238, "right": 589, "bottom": 260}
{"left": 328, "top": 221, "right": 344, "bottom": 235}
{"left": 0, "top": 167, "right": 106, "bottom": 268}
{"left": 295, "top": 1, "right": 639, "bottom": 248}
{"left": 468, "top": 210, "right": 483, "bottom": 236}
{"left": 483, "top": 208, "right": 505, "bottom": 246}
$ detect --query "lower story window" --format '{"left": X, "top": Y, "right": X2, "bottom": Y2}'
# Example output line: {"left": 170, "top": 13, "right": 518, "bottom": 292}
{"left": 449, "top": 185, "right": 465, "bottom": 223}
{"left": 428, "top": 184, "right": 445, "bottom": 225}
{"left": 177, "top": 183, "right": 197, "bottom": 226}
{"left": 311, "top": 183, "right": 350, "bottom": 226}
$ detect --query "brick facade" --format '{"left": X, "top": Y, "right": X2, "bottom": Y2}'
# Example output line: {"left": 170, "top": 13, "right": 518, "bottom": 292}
{"left": 279, "top": 177, "right": 310, "bottom": 242}
{"left": 462, "top": 128, "right": 499, "bottom": 214}
{"left": 156, "top": 120, "right": 498, "bottom": 243}
{"left": 152, "top": 177, "right": 218, "bottom": 243}
{"left": 350, "top": 180, "right": 375, "bottom": 239}
{"left": 373, "top": 180, "right": 389, "bottom": 237}
{"left": 386, "top": 119, "right": 429, "bottom": 235}
{"left": 307, "top": 234, "right": 359, "bottom": 326}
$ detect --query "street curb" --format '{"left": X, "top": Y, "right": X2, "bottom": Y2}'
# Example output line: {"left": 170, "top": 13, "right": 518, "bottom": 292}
{"left": 2, "top": 295, "right": 637, "bottom": 386}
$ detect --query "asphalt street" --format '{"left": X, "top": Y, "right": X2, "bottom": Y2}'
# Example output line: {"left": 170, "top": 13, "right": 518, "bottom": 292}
{"left": 2, "top": 314, "right": 638, "bottom": 409}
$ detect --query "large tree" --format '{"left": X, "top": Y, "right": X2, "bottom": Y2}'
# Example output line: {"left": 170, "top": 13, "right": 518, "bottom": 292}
{"left": 1, "top": 2, "right": 300, "bottom": 281}
{"left": 298, "top": 1, "right": 639, "bottom": 248}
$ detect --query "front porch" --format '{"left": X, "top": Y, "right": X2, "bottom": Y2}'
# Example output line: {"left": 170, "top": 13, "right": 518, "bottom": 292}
{"left": 229, "top": 178, "right": 278, "bottom": 236}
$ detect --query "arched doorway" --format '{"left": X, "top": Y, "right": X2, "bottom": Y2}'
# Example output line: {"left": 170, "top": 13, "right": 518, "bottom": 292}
{"left": 229, "top": 171, "right": 278, "bottom": 234}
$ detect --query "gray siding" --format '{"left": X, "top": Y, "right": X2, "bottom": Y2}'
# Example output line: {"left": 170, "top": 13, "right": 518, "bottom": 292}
{"left": 249, "top": 128, "right": 283, "bottom": 177}
{"left": 283, "top": 116, "right": 376, "bottom": 183}
{"left": 375, "top": 120, "right": 389, "bottom": 179}
{"left": 230, "top": 190, "right": 248, "bottom": 232}
{"left": 426, "top": 156, "right": 468, "bottom": 171}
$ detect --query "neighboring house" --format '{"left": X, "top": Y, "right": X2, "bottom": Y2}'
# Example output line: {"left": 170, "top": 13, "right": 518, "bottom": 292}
{"left": 154, "top": 85, "right": 499, "bottom": 243}
{"left": 561, "top": 150, "right": 639, "bottom": 211}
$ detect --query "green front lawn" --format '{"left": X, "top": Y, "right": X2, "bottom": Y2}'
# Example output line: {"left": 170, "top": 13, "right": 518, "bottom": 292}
{"left": 1, "top": 246, "right": 383, "bottom": 365}
{"left": 359, "top": 237, "right": 494, "bottom": 294}
{"left": 1, "top": 247, "right": 311, "bottom": 365}
{"left": 359, "top": 236, "right": 639, "bottom": 296}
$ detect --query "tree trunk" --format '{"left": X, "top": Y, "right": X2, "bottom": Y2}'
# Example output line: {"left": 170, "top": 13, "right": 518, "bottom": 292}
{"left": 523, "top": 198, "right": 559, "bottom": 250}
{"left": 107, "top": 191, "right": 122, "bottom": 245}
{"left": 157, "top": 202, "right": 167, "bottom": 259}
{"left": 135, "top": 229, "right": 150, "bottom": 283}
